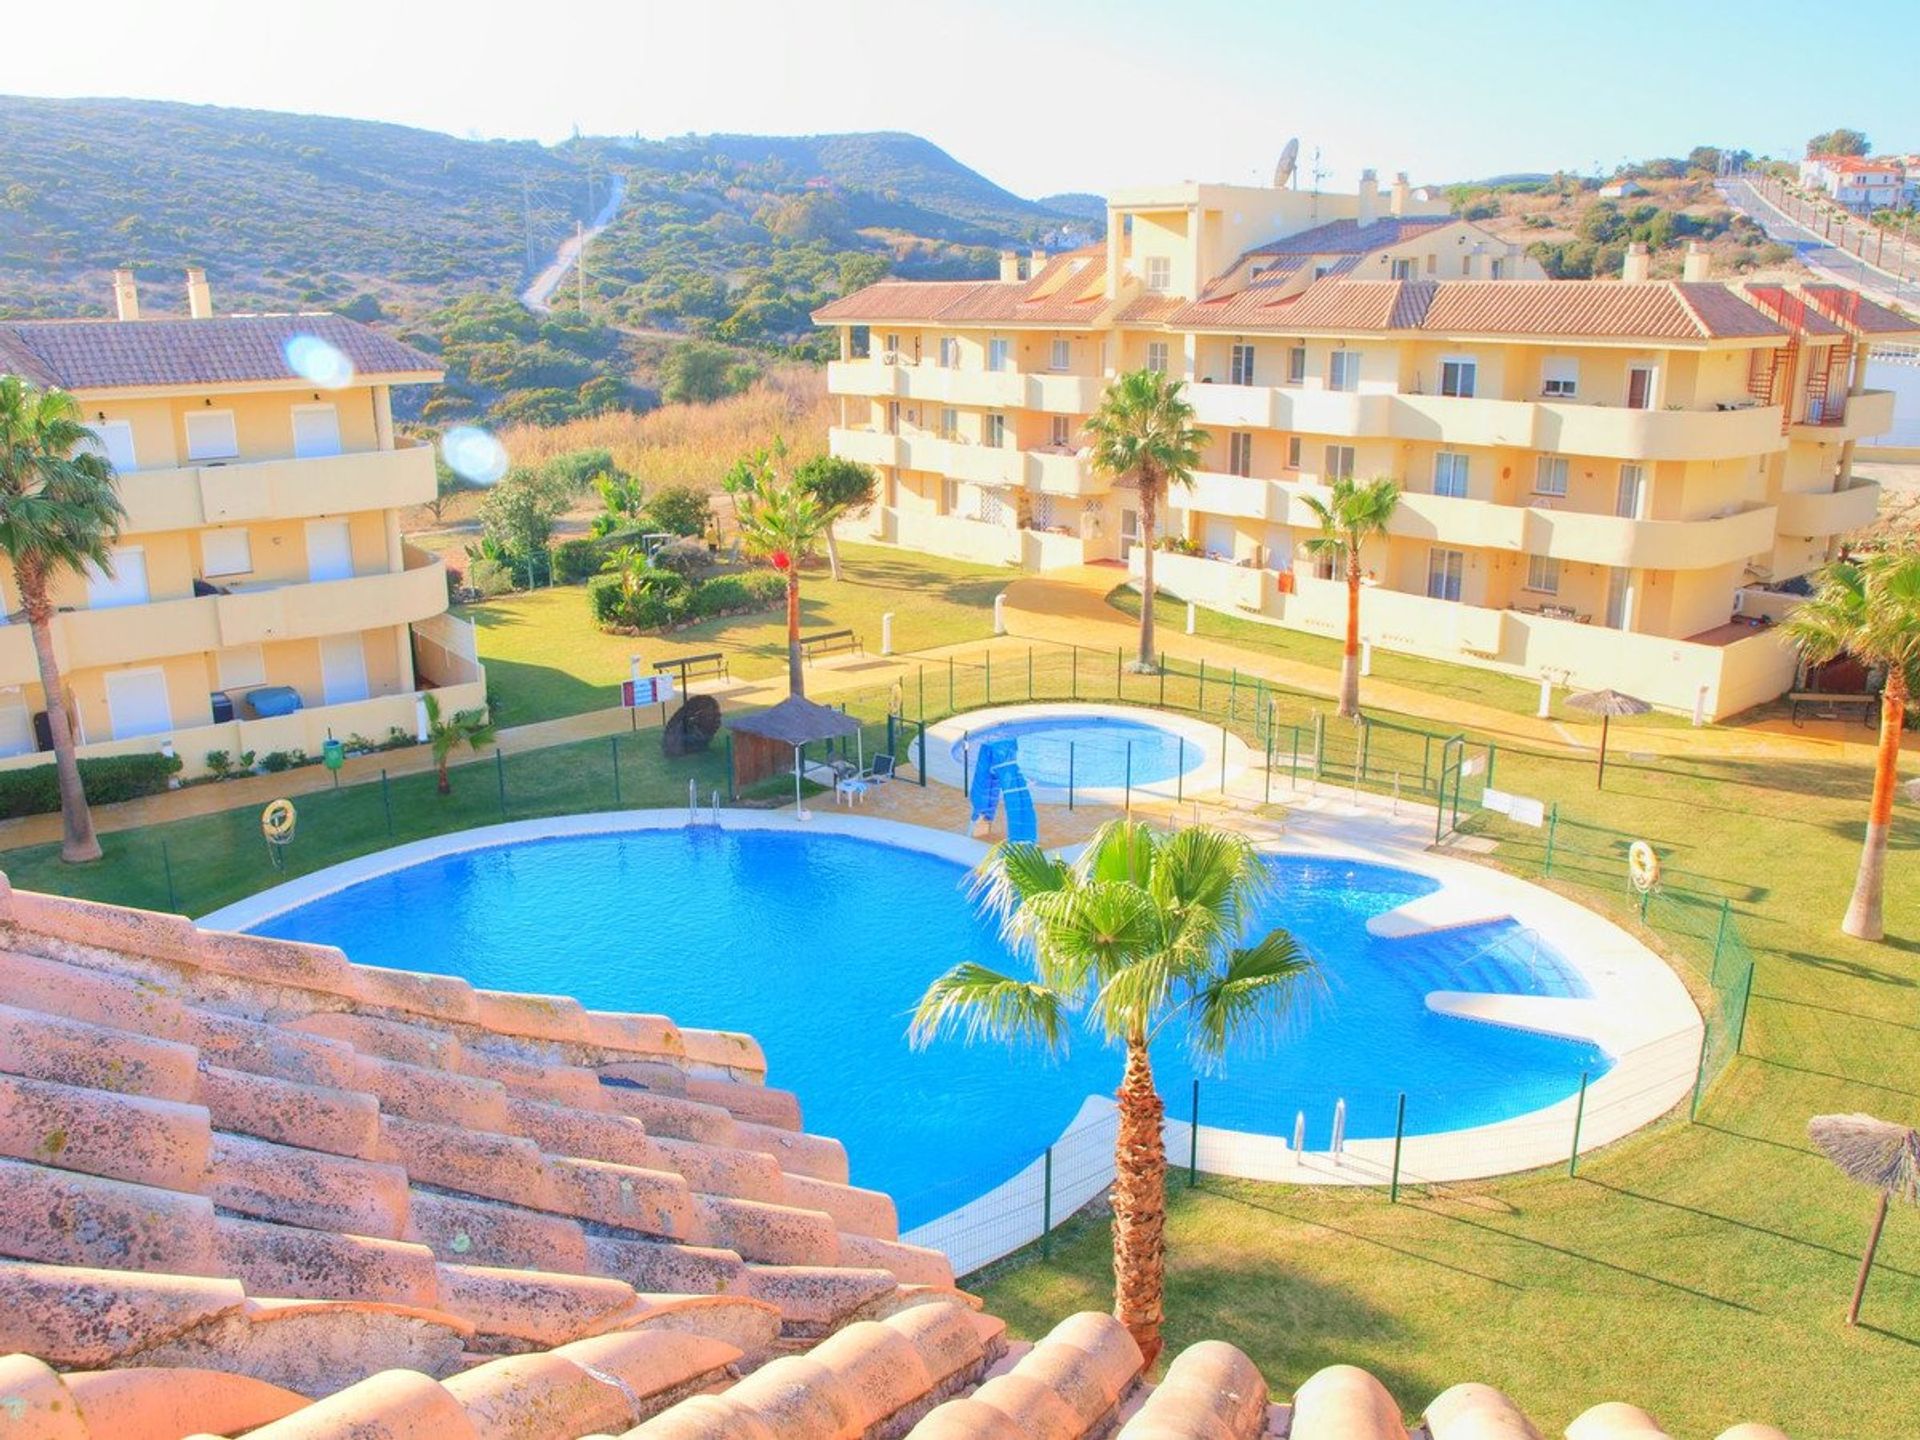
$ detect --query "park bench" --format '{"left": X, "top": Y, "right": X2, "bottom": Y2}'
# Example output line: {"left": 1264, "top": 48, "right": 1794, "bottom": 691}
{"left": 654, "top": 653, "right": 730, "bottom": 687}
{"left": 1787, "top": 691, "right": 1878, "bottom": 728}
{"left": 800, "top": 629, "right": 864, "bottom": 663}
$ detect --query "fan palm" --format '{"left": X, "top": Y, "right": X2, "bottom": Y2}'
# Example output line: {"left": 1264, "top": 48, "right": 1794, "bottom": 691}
{"left": 1782, "top": 545, "right": 1920, "bottom": 940}
{"left": 0, "top": 377, "right": 127, "bottom": 863}
{"left": 1084, "top": 371, "right": 1209, "bottom": 671}
{"left": 423, "top": 691, "right": 496, "bottom": 795}
{"left": 725, "top": 440, "right": 830, "bottom": 698}
{"left": 1303, "top": 476, "right": 1401, "bottom": 718}
{"left": 911, "top": 820, "right": 1312, "bottom": 1364}
{"left": 1808, "top": 1113, "right": 1919, "bottom": 1325}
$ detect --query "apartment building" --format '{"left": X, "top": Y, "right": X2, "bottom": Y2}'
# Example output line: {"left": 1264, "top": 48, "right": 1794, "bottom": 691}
{"left": 0, "top": 270, "right": 485, "bottom": 774}
{"left": 1797, "top": 153, "right": 1914, "bottom": 213}
{"left": 814, "top": 172, "right": 1917, "bottom": 718}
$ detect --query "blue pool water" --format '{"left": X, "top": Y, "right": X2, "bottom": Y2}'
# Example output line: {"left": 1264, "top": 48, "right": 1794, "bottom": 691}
{"left": 252, "top": 830, "right": 1609, "bottom": 1226}
{"left": 954, "top": 715, "right": 1201, "bottom": 789}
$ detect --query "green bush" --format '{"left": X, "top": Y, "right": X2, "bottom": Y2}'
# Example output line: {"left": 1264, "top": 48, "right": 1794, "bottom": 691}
{"left": 469, "top": 558, "right": 518, "bottom": 597}
{"left": 551, "top": 538, "right": 603, "bottom": 585}
{"left": 644, "top": 485, "right": 713, "bottom": 537}
{"left": 588, "top": 566, "right": 783, "bottom": 632}
{"left": 690, "top": 575, "right": 751, "bottom": 615}
{"left": 0, "top": 751, "right": 183, "bottom": 820}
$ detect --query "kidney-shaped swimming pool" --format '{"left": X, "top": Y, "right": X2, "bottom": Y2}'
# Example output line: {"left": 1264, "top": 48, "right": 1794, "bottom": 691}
{"left": 247, "top": 826, "right": 1609, "bottom": 1226}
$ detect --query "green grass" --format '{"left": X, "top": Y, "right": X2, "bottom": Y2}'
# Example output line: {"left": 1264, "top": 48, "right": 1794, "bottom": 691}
{"left": 464, "top": 543, "right": 1007, "bottom": 727}
{"left": 975, "top": 707, "right": 1920, "bottom": 1438}
{"left": 1109, "top": 585, "right": 1693, "bottom": 726}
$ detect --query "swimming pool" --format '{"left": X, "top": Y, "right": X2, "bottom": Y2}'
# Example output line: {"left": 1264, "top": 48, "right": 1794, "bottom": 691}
{"left": 241, "top": 824, "right": 1610, "bottom": 1228}
{"left": 952, "top": 714, "right": 1199, "bottom": 789}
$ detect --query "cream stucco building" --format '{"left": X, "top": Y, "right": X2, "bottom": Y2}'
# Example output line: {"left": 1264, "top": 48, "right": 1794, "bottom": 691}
{"left": 814, "top": 172, "right": 1918, "bottom": 718}
{"left": 0, "top": 271, "right": 485, "bottom": 775}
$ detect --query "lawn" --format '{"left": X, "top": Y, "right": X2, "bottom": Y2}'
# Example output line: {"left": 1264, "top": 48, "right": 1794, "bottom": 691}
{"left": 463, "top": 542, "right": 1008, "bottom": 726}
{"left": 976, "top": 709, "right": 1920, "bottom": 1438}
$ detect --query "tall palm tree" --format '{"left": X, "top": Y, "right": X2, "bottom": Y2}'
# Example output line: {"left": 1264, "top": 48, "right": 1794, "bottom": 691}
{"left": 1303, "top": 476, "right": 1401, "bottom": 719}
{"left": 1084, "top": 370, "right": 1209, "bottom": 671}
{"left": 726, "top": 440, "right": 830, "bottom": 698}
{"left": 1809, "top": 1113, "right": 1919, "bottom": 1326}
{"left": 1783, "top": 545, "right": 1920, "bottom": 941}
{"left": 423, "top": 691, "right": 496, "bottom": 795}
{"left": 0, "top": 377, "right": 127, "bottom": 863}
{"left": 911, "top": 820, "right": 1311, "bottom": 1365}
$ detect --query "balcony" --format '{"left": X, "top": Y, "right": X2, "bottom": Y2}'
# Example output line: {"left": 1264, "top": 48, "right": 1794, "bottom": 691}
{"left": 826, "top": 361, "right": 1104, "bottom": 413}
{"left": 1025, "top": 449, "right": 1103, "bottom": 495}
{"left": 1182, "top": 471, "right": 1273, "bottom": 523}
{"left": 1388, "top": 490, "right": 1529, "bottom": 551}
{"left": 830, "top": 427, "right": 905, "bottom": 468}
{"left": 0, "top": 549, "right": 451, "bottom": 688}
{"left": 1790, "top": 388, "right": 1897, "bottom": 444}
{"left": 1188, "top": 383, "right": 1392, "bottom": 437}
{"left": 117, "top": 442, "right": 437, "bottom": 535}
{"left": 1392, "top": 394, "right": 1786, "bottom": 461}
{"left": 1518, "top": 502, "right": 1777, "bottom": 569}
{"left": 1775, "top": 479, "right": 1881, "bottom": 538}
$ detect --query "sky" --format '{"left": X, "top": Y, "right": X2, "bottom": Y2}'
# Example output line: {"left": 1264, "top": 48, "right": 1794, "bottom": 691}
{"left": 3, "top": 0, "right": 1913, "bottom": 200}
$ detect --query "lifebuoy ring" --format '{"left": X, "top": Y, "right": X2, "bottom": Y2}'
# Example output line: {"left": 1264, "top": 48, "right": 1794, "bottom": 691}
{"left": 261, "top": 799, "right": 298, "bottom": 844}
{"left": 1627, "top": 839, "right": 1660, "bottom": 893}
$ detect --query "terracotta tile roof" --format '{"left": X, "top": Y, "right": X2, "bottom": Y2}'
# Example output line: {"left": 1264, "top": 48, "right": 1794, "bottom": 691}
{"left": 1170, "top": 278, "right": 1790, "bottom": 342}
{"left": 1245, "top": 214, "right": 1455, "bottom": 258}
{"left": 1801, "top": 284, "right": 1920, "bottom": 337}
{"left": 0, "top": 313, "right": 441, "bottom": 392}
{"left": 0, "top": 878, "right": 1798, "bottom": 1438}
{"left": 814, "top": 254, "right": 1111, "bottom": 329}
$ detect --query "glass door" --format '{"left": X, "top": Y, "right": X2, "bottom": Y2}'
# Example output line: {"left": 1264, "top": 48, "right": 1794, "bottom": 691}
{"left": 1626, "top": 366, "right": 1655, "bottom": 410}
{"left": 1426, "top": 547, "right": 1465, "bottom": 601}
{"left": 1615, "top": 464, "right": 1645, "bottom": 519}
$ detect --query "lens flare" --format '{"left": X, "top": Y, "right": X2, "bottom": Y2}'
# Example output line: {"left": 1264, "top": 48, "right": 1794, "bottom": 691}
{"left": 283, "top": 334, "right": 356, "bottom": 389}
{"left": 442, "top": 426, "right": 509, "bottom": 486}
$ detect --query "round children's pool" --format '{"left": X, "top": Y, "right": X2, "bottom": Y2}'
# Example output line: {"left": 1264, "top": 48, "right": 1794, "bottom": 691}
{"left": 237, "top": 825, "right": 1608, "bottom": 1228}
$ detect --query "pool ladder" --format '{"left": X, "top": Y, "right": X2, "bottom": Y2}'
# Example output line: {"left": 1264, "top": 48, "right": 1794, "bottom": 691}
{"left": 687, "top": 780, "right": 721, "bottom": 826}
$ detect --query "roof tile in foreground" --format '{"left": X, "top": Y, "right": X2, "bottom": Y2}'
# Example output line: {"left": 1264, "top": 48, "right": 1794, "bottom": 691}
{"left": 0, "top": 877, "right": 1796, "bottom": 1438}
{"left": 0, "top": 312, "right": 441, "bottom": 391}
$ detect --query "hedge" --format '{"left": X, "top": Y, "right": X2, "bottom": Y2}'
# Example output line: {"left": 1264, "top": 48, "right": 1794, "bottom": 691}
{"left": 588, "top": 568, "right": 785, "bottom": 633}
{"left": 0, "top": 751, "right": 184, "bottom": 820}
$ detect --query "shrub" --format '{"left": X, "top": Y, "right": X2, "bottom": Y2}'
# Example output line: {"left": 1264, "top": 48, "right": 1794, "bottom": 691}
{"left": 0, "top": 752, "right": 183, "bottom": 820}
{"left": 587, "top": 573, "right": 627, "bottom": 626}
{"left": 552, "top": 537, "right": 603, "bottom": 585}
{"left": 740, "top": 570, "right": 788, "bottom": 606}
{"left": 690, "top": 575, "right": 751, "bottom": 616}
{"left": 205, "top": 749, "right": 235, "bottom": 780}
{"left": 650, "top": 537, "right": 711, "bottom": 579}
{"left": 469, "top": 558, "right": 517, "bottom": 597}
{"left": 259, "top": 751, "right": 295, "bottom": 773}
{"left": 644, "top": 485, "right": 713, "bottom": 537}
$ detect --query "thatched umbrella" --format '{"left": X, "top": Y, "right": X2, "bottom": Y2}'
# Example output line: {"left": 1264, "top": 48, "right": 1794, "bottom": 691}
{"left": 1809, "top": 1113, "right": 1920, "bottom": 1325}
{"left": 1563, "top": 688, "right": 1651, "bottom": 789}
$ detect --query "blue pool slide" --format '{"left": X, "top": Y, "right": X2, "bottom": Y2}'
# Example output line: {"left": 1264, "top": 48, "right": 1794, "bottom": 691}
{"left": 969, "top": 739, "right": 1037, "bottom": 843}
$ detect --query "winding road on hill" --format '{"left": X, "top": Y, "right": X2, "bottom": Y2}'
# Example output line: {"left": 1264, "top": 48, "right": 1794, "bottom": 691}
{"left": 520, "top": 173, "right": 628, "bottom": 314}
{"left": 1716, "top": 177, "right": 1920, "bottom": 310}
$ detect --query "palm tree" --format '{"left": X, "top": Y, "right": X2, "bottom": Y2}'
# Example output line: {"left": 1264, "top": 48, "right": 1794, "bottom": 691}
{"left": 1303, "top": 476, "right": 1401, "bottom": 719}
{"left": 0, "top": 377, "right": 127, "bottom": 863}
{"left": 423, "top": 691, "right": 496, "bottom": 795}
{"left": 1084, "top": 371, "right": 1209, "bottom": 671}
{"left": 726, "top": 441, "right": 830, "bottom": 698}
{"left": 911, "top": 820, "right": 1312, "bottom": 1365}
{"left": 1783, "top": 546, "right": 1920, "bottom": 941}
{"left": 1808, "top": 1113, "right": 1918, "bottom": 1326}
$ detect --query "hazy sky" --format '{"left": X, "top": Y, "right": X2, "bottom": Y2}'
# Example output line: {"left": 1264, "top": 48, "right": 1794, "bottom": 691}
{"left": 5, "top": 0, "right": 1912, "bottom": 199}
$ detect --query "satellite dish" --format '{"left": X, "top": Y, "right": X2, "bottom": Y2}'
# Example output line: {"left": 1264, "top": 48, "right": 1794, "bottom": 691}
{"left": 1274, "top": 138, "right": 1300, "bottom": 190}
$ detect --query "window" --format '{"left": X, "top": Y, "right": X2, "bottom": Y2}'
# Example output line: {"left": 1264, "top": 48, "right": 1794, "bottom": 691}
{"left": 1229, "top": 432, "right": 1253, "bottom": 477}
{"left": 1525, "top": 555, "right": 1561, "bottom": 594}
{"left": 938, "top": 337, "right": 959, "bottom": 368}
{"left": 1542, "top": 356, "right": 1579, "bottom": 398}
{"left": 83, "top": 420, "right": 137, "bottom": 473}
{"left": 943, "top": 478, "right": 961, "bottom": 513}
{"left": 1049, "top": 339, "right": 1070, "bottom": 371}
{"left": 201, "top": 528, "right": 252, "bottom": 579}
{"left": 1229, "top": 343, "right": 1256, "bottom": 386}
{"left": 1314, "top": 543, "right": 1347, "bottom": 581}
{"left": 1626, "top": 365, "right": 1656, "bottom": 410}
{"left": 886, "top": 401, "right": 900, "bottom": 436}
{"left": 291, "top": 404, "right": 341, "bottom": 459}
{"left": 1460, "top": 256, "right": 1472, "bottom": 276}
{"left": 1287, "top": 346, "right": 1307, "bottom": 384}
{"left": 1286, "top": 436, "right": 1302, "bottom": 469}
{"left": 185, "top": 410, "right": 238, "bottom": 462}
{"left": 1426, "top": 548, "right": 1465, "bottom": 602}
{"left": 1534, "top": 456, "right": 1569, "bottom": 496}
{"left": 1050, "top": 415, "right": 1071, "bottom": 448}
{"left": 1390, "top": 258, "right": 1415, "bottom": 280}
{"left": 940, "top": 407, "right": 958, "bottom": 441}
{"left": 1324, "top": 444, "right": 1356, "bottom": 481}
{"left": 1439, "top": 358, "right": 1477, "bottom": 399}
{"left": 1615, "top": 464, "right": 1645, "bottom": 519}
{"left": 1490, "top": 258, "right": 1505, "bottom": 280}
{"left": 1145, "top": 342, "right": 1169, "bottom": 374}
{"left": 1425, "top": 254, "right": 1437, "bottom": 275}
{"left": 987, "top": 338, "right": 1010, "bottom": 373}
{"left": 1312, "top": 263, "right": 1333, "bottom": 279}
{"left": 215, "top": 645, "right": 267, "bottom": 691}
{"left": 1144, "top": 256, "right": 1171, "bottom": 291}
{"left": 1433, "top": 452, "right": 1470, "bottom": 498}
{"left": 1328, "top": 351, "right": 1361, "bottom": 392}
{"left": 884, "top": 333, "right": 901, "bottom": 360}
{"left": 84, "top": 546, "right": 149, "bottom": 609}
{"left": 986, "top": 413, "right": 1007, "bottom": 448}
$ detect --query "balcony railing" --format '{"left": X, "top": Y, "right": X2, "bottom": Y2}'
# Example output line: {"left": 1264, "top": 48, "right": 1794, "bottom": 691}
{"left": 827, "top": 361, "right": 1104, "bottom": 413}
{"left": 117, "top": 441, "right": 437, "bottom": 536}
{"left": 1775, "top": 479, "right": 1881, "bottom": 538}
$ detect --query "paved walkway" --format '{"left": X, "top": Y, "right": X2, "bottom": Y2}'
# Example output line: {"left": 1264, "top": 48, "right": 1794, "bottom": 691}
{"left": 1, "top": 568, "right": 1907, "bottom": 852}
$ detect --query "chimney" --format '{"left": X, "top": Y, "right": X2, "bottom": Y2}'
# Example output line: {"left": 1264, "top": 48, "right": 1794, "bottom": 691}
{"left": 998, "top": 250, "right": 1021, "bottom": 283}
{"left": 112, "top": 269, "right": 140, "bottom": 321}
{"left": 1357, "top": 168, "right": 1379, "bottom": 227}
{"left": 186, "top": 268, "right": 213, "bottom": 319}
{"left": 1682, "top": 241, "right": 1710, "bottom": 282}
{"left": 1390, "top": 172, "right": 1410, "bottom": 218}
{"left": 1029, "top": 248, "right": 1047, "bottom": 279}
{"left": 1622, "top": 242, "right": 1651, "bottom": 284}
